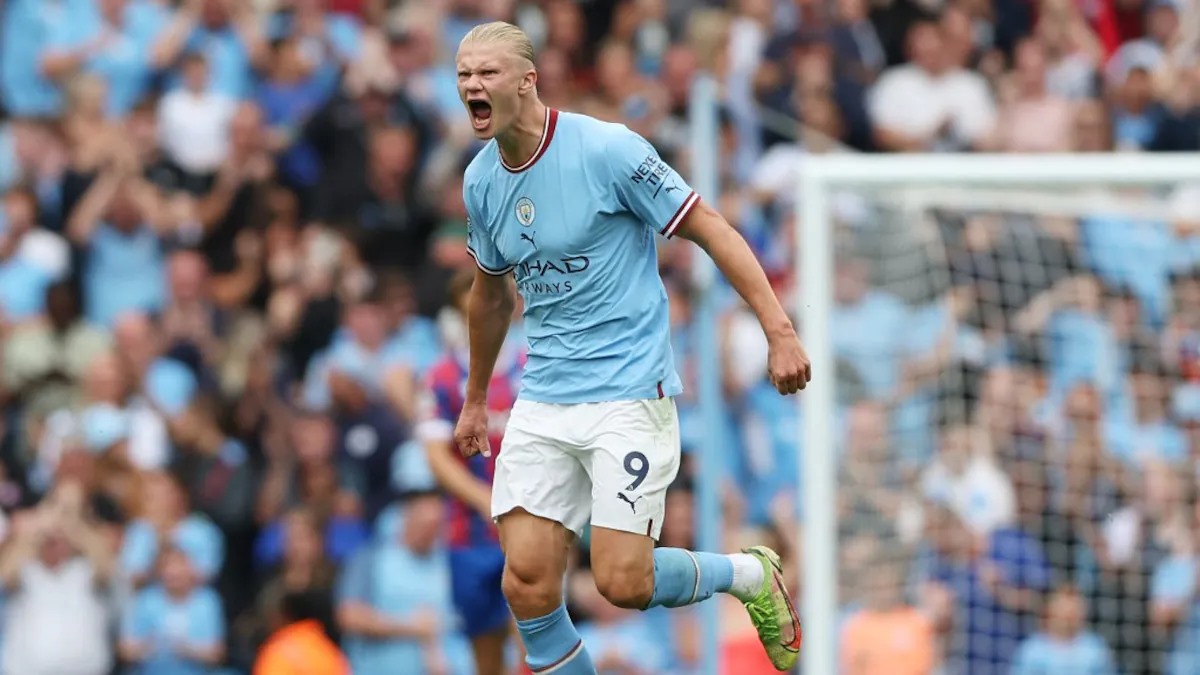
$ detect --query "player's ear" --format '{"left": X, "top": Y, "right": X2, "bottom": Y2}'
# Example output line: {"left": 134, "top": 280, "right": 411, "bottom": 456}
{"left": 519, "top": 67, "right": 537, "bottom": 96}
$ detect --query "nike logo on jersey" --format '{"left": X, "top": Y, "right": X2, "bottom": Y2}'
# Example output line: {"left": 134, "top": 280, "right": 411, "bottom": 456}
{"left": 617, "top": 492, "right": 645, "bottom": 513}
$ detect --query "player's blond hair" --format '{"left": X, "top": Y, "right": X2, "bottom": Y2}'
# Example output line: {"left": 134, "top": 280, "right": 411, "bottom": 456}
{"left": 459, "top": 21, "right": 536, "bottom": 65}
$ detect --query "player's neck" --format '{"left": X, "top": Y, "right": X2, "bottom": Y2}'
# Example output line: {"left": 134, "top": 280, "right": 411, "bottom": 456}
{"left": 496, "top": 98, "right": 549, "bottom": 168}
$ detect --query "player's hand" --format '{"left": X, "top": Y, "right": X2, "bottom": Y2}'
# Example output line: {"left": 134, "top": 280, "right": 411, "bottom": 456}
{"left": 767, "top": 328, "right": 812, "bottom": 395}
{"left": 454, "top": 401, "right": 492, "bottom": 458}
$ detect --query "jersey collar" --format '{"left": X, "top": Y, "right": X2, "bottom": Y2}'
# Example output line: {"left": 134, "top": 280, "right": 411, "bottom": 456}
{"left": 500, "top": 107, "right": 559, "bottom": 174}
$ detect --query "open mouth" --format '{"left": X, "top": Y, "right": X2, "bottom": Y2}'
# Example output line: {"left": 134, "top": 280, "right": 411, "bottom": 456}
{"left": 468, "top": 100, "right": 492, "bottom": 129}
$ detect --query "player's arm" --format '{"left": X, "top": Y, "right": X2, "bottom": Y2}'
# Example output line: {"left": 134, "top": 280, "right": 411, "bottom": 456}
{"left": 418, "top": 388, "right": 492, "bottom": 518}
{"left": 425, "top": 437, "right": 492, "bottom": 517}
{"left": 465, "top": 268, "right": 514, "bottom": 405}
{"left": 674, "top": 202, "right": 791, "bottom": 340}
{"left": 606, "top": 128, "right": 809, "bottom": 393}
{"left": 456, "top": 268, "right": 515, "bottom": 457}
{"left": 673, "top": 203, "right": 811, "bottom": 393}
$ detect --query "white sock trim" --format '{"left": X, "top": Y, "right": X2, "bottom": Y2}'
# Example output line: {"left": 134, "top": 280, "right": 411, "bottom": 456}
{"left": 684, "top": 550, "right": 702, "bottom": 605}
{"left": 728, "top": 553, "right": 766, "bottom": 602}
{"left": 535, "top": 641, "right": 584, "bottom": 673}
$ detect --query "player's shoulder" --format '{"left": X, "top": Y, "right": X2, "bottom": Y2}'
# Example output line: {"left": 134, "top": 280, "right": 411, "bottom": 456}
{"left": 557, "top": 110, "right": 647, "bottom": 155}
{"left": 462, "top": 141, "right": 500, "bottom": 189}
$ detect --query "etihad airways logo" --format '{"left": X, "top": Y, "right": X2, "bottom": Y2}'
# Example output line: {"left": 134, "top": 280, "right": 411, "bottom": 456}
{"left": 515, "top": 255, "right": 590, "bottom": 295}
{"left": 516, "top": 256, "right": 590, "bottom": 277}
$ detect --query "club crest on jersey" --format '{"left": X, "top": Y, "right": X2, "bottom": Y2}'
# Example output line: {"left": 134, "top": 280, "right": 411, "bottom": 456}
{"left": 515, "top": 198, "right": 535, "bottom": 227}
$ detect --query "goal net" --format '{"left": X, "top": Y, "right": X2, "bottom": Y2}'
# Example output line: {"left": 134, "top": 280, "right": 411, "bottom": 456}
{"left": 795, "top": 155, "right": 1200, "bottom": 675}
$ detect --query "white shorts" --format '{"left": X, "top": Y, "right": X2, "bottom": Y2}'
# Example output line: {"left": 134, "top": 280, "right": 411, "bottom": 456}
{"left": 492, "top": 397, "right": 681, "bottom": 540}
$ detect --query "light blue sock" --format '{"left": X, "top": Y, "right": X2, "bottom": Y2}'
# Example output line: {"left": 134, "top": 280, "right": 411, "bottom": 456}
{"left": 515, "top": 604, "right": 596, "bottom": 674}
{"left": 646, "top": 547, "right": 735, "bottom": 608}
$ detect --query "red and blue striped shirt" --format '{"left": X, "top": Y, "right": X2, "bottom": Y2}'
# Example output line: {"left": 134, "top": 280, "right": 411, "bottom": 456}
{"left": 421, "top": 349, "right": 523, "bottom": 549}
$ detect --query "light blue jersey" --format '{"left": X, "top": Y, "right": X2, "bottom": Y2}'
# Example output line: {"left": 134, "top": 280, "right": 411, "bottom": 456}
{"left": 464, "top": 109, "right": 698, "bottom": 404}
{"left": 1010, "top": 631, "right": 1116, "bottom": 675}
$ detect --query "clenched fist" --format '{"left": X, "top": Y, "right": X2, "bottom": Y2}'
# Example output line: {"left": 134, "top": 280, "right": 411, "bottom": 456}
{"left": 454, "top": 401, "right": 492, "bottom": 458}
{"left": 767, "top": 330, "right": 812, "bottom": 395}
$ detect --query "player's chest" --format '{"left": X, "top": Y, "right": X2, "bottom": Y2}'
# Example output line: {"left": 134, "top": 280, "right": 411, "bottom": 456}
{"left": 484, "top": 186, "right": 601, "bottom": 265}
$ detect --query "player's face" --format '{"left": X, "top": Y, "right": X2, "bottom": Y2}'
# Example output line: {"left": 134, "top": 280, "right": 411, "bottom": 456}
{"left": 456, "top": 42, "right": 528, "bottom": 140}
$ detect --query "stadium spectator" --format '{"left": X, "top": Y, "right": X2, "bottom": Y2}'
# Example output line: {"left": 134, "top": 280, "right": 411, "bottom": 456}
{"left": 993, "top": 37, "right": 1076, "bottom": 153}
{"left": 253, "top": 589, "right": 350, "bottom": 675}
{"left": 242, "top": 506, "right": 340, "bottom": 659}
{"left": 1, "top": 185, "right": 69, "bottom": 280}
{"left": 831, "top": 256, "right": 911, "bottom": 400}
{"left": 254, "top": 409, "right": 368, "bottom": 552}
{"left": 1150, "top": 61, "right": 1200, "bottom": 152}
{"left": 158, "top": 52, "right": 237, "bottom": 186}
{"left": 839, "top": 554, "right": 937, "bottom": 675}
{"left": 920, "top": 422, "right": 1016, "bottom": 538}
{"left": 0, "top": 188, "right": 55, "bottom": 324}
{"left": 867, "top": 20, "right": 996, "bottom": 152}
{"left": 120, "top": 470, "right": 224, "bottom": 588}
{"left": 118, "top": 544, "right": 227, "bottom": 675}
{"left": 1151, "top": 496, "right": 1200, "bottom": 675}
{"left": 1011, "top": 585, "right": 1117, "bottom": 674}
{"left": 40, "top": 0, "right": 164, "bottom": 119}
{"left": 336, "top": 491, "right": 467, "bottom": 674}
{"left": 913, "top": 504, "right": 1025, "bottom": 675}
{"left": 0, "top": 482, "right": 115, "bottom": 675}
{"left": 1109, "top": 65, "right": 1165, "bottom": 151}
{"left": 2, "top": 279, "right": 109, "bottom": 419}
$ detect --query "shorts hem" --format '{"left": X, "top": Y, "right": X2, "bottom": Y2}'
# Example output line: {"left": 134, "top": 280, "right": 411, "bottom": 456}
{"left": 588, "top": 515, "right": 663, "bottom": 541}
{"left": 492, "top": 503, "right": 586, "bottom": 538}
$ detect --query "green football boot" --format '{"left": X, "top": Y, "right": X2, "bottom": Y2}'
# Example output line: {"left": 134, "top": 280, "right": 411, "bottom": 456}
{"left": 740, "top": 545, "right": 802, "bottom": 671}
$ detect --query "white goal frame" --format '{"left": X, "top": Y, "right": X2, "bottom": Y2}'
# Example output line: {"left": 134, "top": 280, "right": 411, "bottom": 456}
{"left": 796, "top": 153, "right": 1200, "bottom": 675}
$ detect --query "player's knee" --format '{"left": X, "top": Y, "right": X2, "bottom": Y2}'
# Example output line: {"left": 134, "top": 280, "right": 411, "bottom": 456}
{"left": 502, "top": 554, "right": 562, "bottom": 616}
{"left": 593, "top": 560, "right": 654, "bottom": 610}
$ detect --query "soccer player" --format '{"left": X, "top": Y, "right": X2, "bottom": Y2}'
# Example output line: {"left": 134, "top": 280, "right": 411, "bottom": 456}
{"left": 454, "top": 21, "right": 812, "bottom": 675}
{"left": 420, "top": 268, "right": 525, "bottom": 675}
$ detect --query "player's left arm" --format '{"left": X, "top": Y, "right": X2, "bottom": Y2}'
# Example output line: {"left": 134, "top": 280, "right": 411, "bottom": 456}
{"left": 674, "top": 203, "right": 812, "bottom": 394}
{"left": 606, "top": 128, "right": 811, "bottom": 393}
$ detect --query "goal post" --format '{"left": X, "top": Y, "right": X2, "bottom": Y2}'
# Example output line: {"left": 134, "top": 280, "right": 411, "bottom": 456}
{"left": 797, "top": 153, "right": 1200, "bottom": 675}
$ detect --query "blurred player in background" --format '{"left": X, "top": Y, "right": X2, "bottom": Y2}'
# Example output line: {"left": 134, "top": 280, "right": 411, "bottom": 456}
{"left": 421, "top": 268, "right": 526, "bottom": 675}
{"left": 452, "top": 21, "right": 811, "bottom": 675}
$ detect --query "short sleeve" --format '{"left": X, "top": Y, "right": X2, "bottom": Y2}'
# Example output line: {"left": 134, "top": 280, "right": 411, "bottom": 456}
{"left": 606, "top": 128, "right": 700, "bottom": 239}
{"left": 464, "top": 186, "right": 514, "bottom": 276}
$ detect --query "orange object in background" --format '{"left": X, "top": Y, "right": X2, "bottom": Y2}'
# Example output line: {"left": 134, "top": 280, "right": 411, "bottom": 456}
{"left": 253, "top": 619, "right": 350, "bottom": 675}
{"left": 840, "top": 607, "right": 937, "bottom": 675}
{"left": 720, "top": 634, "right": 782, "bottom": 675}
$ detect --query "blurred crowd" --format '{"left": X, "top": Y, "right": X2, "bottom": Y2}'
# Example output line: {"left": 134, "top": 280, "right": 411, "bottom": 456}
{"left": 0, "top": 0, "right": 1199, "bottom": 673}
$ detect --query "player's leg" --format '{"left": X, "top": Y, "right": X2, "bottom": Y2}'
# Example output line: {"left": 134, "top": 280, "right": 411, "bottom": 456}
{"left": 498, "top": 510, "right": 595, "bottom": 674}
{"left": 586, "top": 398, "right": 802, "bottom": 671}
{"left": 449, "top": 545, "right": 515, "bottom": 675}
{"left": 492, "top": 401, "right": 597, "bottom": 674}
{"left": 469, "top": 630, "right": 509, "bottom": 675}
